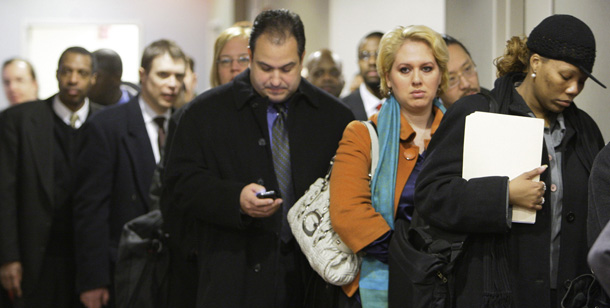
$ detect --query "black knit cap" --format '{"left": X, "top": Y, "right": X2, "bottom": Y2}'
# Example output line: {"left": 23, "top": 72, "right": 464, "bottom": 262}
{"left": 527, "top": 14, "right": 606, "bottom": 88}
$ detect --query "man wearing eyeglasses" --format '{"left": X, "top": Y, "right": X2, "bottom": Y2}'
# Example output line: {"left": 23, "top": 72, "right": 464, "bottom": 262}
{"left": 343, "top": 31, "right": 385, "bottom": 120}
{"left": 439, "top": 35, "right": 486, "bottom": 109}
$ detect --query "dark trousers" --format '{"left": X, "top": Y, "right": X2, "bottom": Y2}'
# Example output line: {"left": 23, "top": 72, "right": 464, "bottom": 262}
{"left": 23, "top": 254, "right": 80, "bottom": 308}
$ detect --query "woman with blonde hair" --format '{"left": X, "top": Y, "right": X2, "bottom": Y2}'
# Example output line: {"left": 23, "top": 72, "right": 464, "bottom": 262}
{"left": 329, "top": 25, "right": 448, "bottom": 307}
{"left": 414, "top": 15, "right": 605, "bottom": 307}
{"left": 210, "top": 24, "right": 251, "bottom": 87}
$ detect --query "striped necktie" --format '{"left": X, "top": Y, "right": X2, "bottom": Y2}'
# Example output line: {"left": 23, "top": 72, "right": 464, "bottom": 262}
{"left": 70, "top": 113, "right": 79, "bottom": 128}
{"left": 271, "top": 103, "right": 294, "bottom": 242}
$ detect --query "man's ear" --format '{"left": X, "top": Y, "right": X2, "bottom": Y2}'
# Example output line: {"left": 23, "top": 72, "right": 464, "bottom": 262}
{"left": 139, "top": 67, "right": 146, "bottom": 84}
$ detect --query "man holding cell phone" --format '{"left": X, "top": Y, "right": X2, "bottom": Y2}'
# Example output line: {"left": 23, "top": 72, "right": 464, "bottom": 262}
{"left": 162, "top": 9, "right": 353, "bottom": 307}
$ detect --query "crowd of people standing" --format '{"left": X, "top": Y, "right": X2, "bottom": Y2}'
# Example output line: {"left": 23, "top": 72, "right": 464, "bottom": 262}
{"left": 1, "top": 8, "right": 609, "bottom": 308}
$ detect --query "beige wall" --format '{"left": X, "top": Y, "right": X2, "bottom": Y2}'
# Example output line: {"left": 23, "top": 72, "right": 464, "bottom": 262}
{"left": 554, "top": 0, "right": 610, "bottom": 142}
{"left": 329, "top": 0, "right": 446, "bottom": 96}
{"left": 0, "top": 0, "right": 213, "bottom": 108}
{"left": 1, "top": 0, "right": 608, "bottom": 140}
{"left": 446, "top": 0, "right": 610, "bottom": 140}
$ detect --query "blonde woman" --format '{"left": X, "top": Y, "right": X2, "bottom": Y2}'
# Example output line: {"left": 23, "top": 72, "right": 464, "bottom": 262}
{"left": 210, "top": 24, "right": 251, "bottom": 87}
{"left": 330, "top": 25, "right": 448, "bottom": 307}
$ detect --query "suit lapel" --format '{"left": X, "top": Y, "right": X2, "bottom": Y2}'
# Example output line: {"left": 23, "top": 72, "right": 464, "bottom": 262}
{"left": 27, "top": 97, "right": 55, "bottom": 206}
{"left": 354, "top": 91, "right": 368, "bottom": 120}
{"left": 124, "top": 98, "right": 156, "bottom": 210}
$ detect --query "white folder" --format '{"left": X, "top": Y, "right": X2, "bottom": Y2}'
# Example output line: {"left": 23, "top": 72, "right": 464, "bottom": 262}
{"left": 462, "top": 111, "right": 544, "bottom": 223}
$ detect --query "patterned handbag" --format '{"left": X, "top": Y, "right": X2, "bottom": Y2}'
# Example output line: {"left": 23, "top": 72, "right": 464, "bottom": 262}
{"left": 288, "top": 121, "right": 378, "bottom": 286}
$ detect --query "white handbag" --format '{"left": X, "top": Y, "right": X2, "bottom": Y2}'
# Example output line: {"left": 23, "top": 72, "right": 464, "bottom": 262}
{"left": 287, "top": 121, "right": 379, "bottom": 286}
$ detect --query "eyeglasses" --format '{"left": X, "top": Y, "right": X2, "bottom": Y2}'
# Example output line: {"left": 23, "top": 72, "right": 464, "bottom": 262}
{"left": 358, "top": 50, "right": 378, "bottom": 61}
{"left": 448, "top": 63, "right": 477, "bottom": 89}
{"left": 217, "top": 56, "right": 250, "bottom": 68}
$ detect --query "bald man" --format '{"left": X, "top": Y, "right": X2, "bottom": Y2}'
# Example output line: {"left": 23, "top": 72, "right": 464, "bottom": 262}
{"left": 305, "top": 49, "right": 345, "bottom": 98}
{"left": 88, "top": 49, "right": 136, "bottom": 106}
{"left": 2, "top": 58, "right": 39, "bottom": 106}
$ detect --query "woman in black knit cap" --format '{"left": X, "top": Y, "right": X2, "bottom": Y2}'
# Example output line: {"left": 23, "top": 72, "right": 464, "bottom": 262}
{"left": 410, "top": 14, "right": 605, "bottom": 307}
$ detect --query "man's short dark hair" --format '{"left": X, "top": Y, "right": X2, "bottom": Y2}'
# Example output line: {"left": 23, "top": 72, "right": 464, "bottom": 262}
{"left": 2, "top": 58, "right": 37, "bottom": 81}
{"left": 93, "top": 49, "right": 123, "bottom": 77}
{"left": 357, "top": 31, "right": 384, "bottom": 56}
{"left": 364, "top": 31, "right": 384, "bottom": 41}
{"left": 249, "top": 9, "right": 306, "bottom": 59}
{"left": 58, "top": 46, "right": 97, "bottom": 72}
{"left": 140, "top": 39, "right": 186, "bottom": 73}
{"left": 442, "top": 34, "right": 472, "bottom": 58}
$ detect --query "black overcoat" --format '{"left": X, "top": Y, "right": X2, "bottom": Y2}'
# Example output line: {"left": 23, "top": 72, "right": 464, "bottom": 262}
{"left": 72, "top": 96, "right": 157, "bottom": 293}
{"left": 0, "top": 97, "right": 102, "bottom": 301}
{"left": 164, "top": 69, "right": 354, "bottom": 307}
{"left": 414, "top": 73, "right": 604, "bottom": 307}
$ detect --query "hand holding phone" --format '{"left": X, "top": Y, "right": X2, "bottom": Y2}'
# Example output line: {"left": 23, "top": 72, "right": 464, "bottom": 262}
{"left": 256, "top": 190, "right": 277, "bottom": 199}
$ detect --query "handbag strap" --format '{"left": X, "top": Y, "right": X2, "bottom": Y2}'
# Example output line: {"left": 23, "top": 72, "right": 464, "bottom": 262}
{"left": 361, "top": 120, "right": 379, "bottom": 177}
{"left": 324, "top": 121, "right": 378, "bottom": 181}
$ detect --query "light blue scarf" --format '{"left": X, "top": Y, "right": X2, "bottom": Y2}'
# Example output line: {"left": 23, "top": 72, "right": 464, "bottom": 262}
{"left": 359, "top": 96, "right": 444, "bottom": 307}
{"left": 359, "top": 94, "right": 399, "bottom": 307}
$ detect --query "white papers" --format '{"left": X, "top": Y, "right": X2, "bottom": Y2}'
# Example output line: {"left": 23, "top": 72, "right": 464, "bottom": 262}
{"left": 462, "top": 111, "right": 544, "bottom": 224}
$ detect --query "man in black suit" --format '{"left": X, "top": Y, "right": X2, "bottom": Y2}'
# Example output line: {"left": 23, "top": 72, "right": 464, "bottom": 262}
{"left": 163, "top": 9, "right": 354, "bottom": 307}
{"left": 342, "top": 31, "right": 385, "bottom": 120}
{"left": 72, "top": 39, "right": 186, "bottom": 308}
{"left": 0, "top": 46, "right": 100, "bottom": 307}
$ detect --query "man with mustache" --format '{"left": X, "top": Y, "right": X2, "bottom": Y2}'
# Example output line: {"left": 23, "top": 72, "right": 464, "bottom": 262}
{"left": 72, "top": 39, "right": 186, "bottom": 308}
{"left": 439, "top": 35, "right": 486, "bottom": 109}
{"left": 0, "top": 47, "right": 101, "bottom": 307}
{"left": 162, "top": 9, "right": 354, "bottom": 307}
{"left": 305, "top": 48, "right": 345, "bottom": 98}
{"left": 343, "top": 31, "right": 385, "bottom": 120}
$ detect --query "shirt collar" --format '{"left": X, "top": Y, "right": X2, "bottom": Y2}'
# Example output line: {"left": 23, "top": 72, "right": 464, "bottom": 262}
{"left": 52, "top": 95, "right": 90, "bottom": 127}
{"left": 359, "top": 83, "right": 385, "bottom": 111}
{"left": 139, "top": 97, "right": 171, "bottom": 128}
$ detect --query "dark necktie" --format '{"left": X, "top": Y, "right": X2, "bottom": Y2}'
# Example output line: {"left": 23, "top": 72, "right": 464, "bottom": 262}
{"left": 153, "top": 117, "right": 166, "bottom": 158}
{"left": 271, "top": 103, "right": 294, "bottom": 242}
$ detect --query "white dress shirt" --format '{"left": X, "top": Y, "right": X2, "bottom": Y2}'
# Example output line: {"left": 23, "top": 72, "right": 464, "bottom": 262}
{"left": 139, "top": 97, "right": 170, "bottom": 164}
{"left": 52, "top": 96, "right": 90, "bottom": 129}
{"left": 359, "top": 83, "right": 386, "bottom": 118}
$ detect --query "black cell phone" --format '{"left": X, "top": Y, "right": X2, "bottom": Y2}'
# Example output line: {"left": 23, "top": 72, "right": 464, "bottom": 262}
{"left": 256, "top": 190, "right": 277, "bottom": 199}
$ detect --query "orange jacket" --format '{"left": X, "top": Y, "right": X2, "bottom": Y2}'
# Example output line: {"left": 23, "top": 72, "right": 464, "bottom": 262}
{"left": 329, "top": 107, "right": 443, "bottom": 296}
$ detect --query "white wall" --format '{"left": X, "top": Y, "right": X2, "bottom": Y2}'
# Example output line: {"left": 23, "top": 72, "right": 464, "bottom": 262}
{"left": 446, "top": 0, "right": 495, "bottom": 90}
{"left": 0, "top": 0, "right": 215, "bottom": 109}
{"left": 329, "top": 0, "right": 446, "bottom": 96}
{"left": 3, "top": 0, "right": 606, "bottom": 140}
{"left": 266, "top": 0, "right": 330, "bottom": 64}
